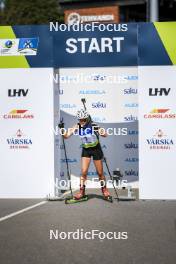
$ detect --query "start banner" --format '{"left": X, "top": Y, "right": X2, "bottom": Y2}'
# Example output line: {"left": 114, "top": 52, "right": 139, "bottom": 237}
{"left": 0, "top": 22, "right": 176, "bottom": 199}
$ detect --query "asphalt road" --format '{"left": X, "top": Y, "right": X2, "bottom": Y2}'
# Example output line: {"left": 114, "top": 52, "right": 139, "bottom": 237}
{"left": 0, "top": 189, "right": 176, "bottom": 264}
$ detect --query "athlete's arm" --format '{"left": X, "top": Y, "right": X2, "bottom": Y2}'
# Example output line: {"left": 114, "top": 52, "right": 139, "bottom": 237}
{"left": 63, "top": 124, "right": 79, "bottom": 139}
{"left": 92, "top": 123, "right": 107, "bottom": 137}
{"left": 98, "top": 127, "right": 108, "bottom": 137}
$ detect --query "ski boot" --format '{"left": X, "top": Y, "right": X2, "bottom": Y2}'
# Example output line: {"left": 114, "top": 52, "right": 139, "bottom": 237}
{"left": 65, "top": 185, "right": 88, "bottom": 204}
{"left": 101, "top": 186, "right": 113, "bottom": 203}
{"left": 74, "top": 185, "right": 86, "bottom": 199}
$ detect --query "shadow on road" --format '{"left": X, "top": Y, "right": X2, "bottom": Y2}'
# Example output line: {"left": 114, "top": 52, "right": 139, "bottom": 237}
{"left": 87, "top": 193, "right": 106, "bottom": 201}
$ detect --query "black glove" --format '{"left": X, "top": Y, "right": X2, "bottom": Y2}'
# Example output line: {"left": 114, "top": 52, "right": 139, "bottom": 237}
{"left": 92, "top": 123, "right": 100, "bottom": 131}
{"left": 58, "top": 122, "right": 64, "bottom": 129}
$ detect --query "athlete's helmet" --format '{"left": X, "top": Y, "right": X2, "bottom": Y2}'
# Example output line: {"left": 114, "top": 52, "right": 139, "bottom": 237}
{"left": 76, "top": 109, "right": 89, "bottom": 119}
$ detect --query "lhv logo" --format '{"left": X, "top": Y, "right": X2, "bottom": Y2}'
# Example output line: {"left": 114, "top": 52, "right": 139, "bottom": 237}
{"left": 8, "top": 89, "right": 29, "bottom": 97}
{"left": 149, "top": 88, "right": 170, "bottom": 96}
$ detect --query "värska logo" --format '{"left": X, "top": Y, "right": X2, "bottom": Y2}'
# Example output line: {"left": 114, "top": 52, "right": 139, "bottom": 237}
{"left": 7, "top": 129, "right": 33, "bottom": 150}
{"left": 144, "top": 109, "right": 176, "bottom": 119}
{"left": 146, "top": 129, "right": 174, "bottom": 150}
{"left": 3, "top": 109, "right": 34, "bottom": 119}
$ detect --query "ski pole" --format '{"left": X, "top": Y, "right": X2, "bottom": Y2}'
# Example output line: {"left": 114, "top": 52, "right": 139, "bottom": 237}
{"left": 59, "top": 119, "right": 73, "bottom": 197}
{"left": 103, "top": 157, "right": 119, "bottom": 201}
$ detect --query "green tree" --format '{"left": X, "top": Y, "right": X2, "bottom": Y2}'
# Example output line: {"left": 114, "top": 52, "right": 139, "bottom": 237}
{"left": 0, "top": 0, "right": 64, "bottom": 25}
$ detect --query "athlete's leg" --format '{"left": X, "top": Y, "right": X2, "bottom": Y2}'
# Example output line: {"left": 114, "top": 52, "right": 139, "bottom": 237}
{"left": 93, "top": 159, "right": 106, "bottom": 184}
{"left": 93, "top": 159, "right": 111, "bottom": 198}
{"left": 74, "top": 157, "right": 91, "bottom": 200}
{"left": 81, "top": 157, "right": 91, "bottom": 186}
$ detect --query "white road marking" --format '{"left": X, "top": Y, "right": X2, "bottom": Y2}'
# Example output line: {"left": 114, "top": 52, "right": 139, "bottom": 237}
{"left": 0, "top": 201, "right": 47, "bottom": 223}
{"left": 0, "top": 188, "right": 79, "bottom": 222}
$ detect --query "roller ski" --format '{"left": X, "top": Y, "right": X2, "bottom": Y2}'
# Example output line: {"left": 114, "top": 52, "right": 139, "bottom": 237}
{"left": 65, "top": 185, "right": 89, "bottom": 204}
{"left": 101, "top": 186, "right": 113, "bottom": 203}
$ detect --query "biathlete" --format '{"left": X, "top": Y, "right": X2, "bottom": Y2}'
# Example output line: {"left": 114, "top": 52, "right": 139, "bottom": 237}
{"left": 62, "top": 109, "right": 111, "bottom": 201}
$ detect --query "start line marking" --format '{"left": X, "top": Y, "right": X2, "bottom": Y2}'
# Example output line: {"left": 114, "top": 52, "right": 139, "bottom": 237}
{"left": 0, "top": 201, "right": 48, "bottom": 223}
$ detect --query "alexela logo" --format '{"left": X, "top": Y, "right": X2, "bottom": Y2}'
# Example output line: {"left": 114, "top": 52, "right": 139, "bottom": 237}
{"left": 61, "top": 158, "right": 77, "bottom": 163}
{"left": 60, "top": 103, "right": 76, "bottom": 109}
{"left": 124, "top": 75, "right": 138, "bottom": 81}
{"left": 8, "top": 89, "right": 29, "bottom": 97}
{"left": 124, "top": 103, "right": 138, "bottom": 108}
{"left": 92, "top": 116, "right": 106, "bottom": 122}
{"left": 79, "top": 90, "right": 106, "bottom": 95}
{"left": 149, "top": 88, "right": 171, "bottom": 96}
{"left": 3, "top": 109, "right": 34, "bottom": 119}
{"left": 146, "top": 129, "right": 174, "bottom": 150}
{"left": 144, "top": 109, "right": 176, "bottom": 119}
{"left": 7, "top": 129, "right": 32, "bottom": 150}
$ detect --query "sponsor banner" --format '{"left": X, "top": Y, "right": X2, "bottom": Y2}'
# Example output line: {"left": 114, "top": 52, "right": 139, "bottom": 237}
{"left": 6, "top": 129, "right": 33, "bottom": 150}
{"left": 59, "top": 67, "right": 139, "bottom": 186}
{"left": 0, "top": 25, "right": 53, "bottom": 68}
{"left": 138, "top": 22, "right": 176, "bottom": 66}
{"left": 139, "top": 65, "right": 176, "bottom": 199}
{"left": 8, "top": 89, "right": 29, "bottom": 97}
{"left": 146, "top": 129, "right": 174, "bottom": 150}
{"left": 3, "top": 109, "right": 34, "bottom": 119}
{"left": 144, "top": 108, "right": 176, "bottom": 119}
{"left": 64, "top": 6, "right": 120, "bottom": 24}
{"left": 0, "top": 38, "right": 39, "bottom": 56}
{"left": 53, "top": 23, "right": 137, "bottom": 67}
{"left": 0, "top": 68, "right": 55, "bottom": 198}
{"left": 0, "top": 22, "right": 175, "bottom": 68}
{"left": 59, "top": 67, "right": 138, "bottom": 123}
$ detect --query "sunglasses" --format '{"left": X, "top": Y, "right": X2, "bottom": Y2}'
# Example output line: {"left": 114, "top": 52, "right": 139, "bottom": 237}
{"left": 79, "top": 118, "right": 87, "bottom": 122}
